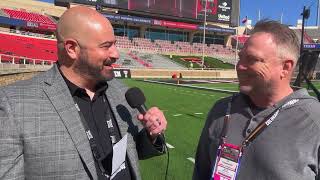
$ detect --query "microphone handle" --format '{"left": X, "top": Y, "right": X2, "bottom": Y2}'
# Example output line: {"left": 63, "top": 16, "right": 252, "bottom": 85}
{"left": 137, "top": 104, "right": 147, "bottom": 115}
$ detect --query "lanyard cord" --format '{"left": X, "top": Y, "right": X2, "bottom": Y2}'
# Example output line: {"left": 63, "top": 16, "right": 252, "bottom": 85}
{"left": 221, "top": 96, "right": 299, "bottom": 148}
{"left": 73, "top": 95, "right": 119, "bottom": 178}
{"left": 220, "top": 95, "right": 234, "bottom": 143}
{"left": 75, "top": 102, "right": 110, "bottom": 178}
{"left": 241, "top": 108, "right": 279, "bottom": 147}
{"left": 242, "top": 99, "right": 299, "bottom": 147}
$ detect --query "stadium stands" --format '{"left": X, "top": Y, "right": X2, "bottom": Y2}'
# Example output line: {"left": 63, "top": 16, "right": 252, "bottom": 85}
{"left": 154, "top": 39, "right": 176, "bottom": 53}
{"left": 9, "top": 29, "right": 55, "bottom": 39}
{"left": 116, "top": 49, "right": 186, "bottom": 69}
{"left": 0, "top": 32, "right": 57, "bottom": 62}
{"left": 0, "top": 29, "right": 237, "bottom": 67}
{"left": 0, "top": 6, "right": 238, "bottom": 67}
{"left": 0, "top": 8, "right": 236, "bottom": 66}
{"left": 135, "top": 52, "right": 185, "bottom": 69}
{"left": 298, "top": 29, "right": 313, "bottom": 43}
{"left": 2, "top": 8, "right": 55, "bottom": 25}
{"left": 304, "top": 27, "right": 320, "bottom": 42}
{"left": 132, "top": 37, "right": 158, "bottom": 51}
{"left": 117, "top": 50, "right": 144, "bottom": 68}
{"left": 292, "top": 28, "right": 314, "bottom": 43}
{"left": 128, "top": 51, "right": 153, "bottom": 67}
{"left": 115, "top": 36, "right": 235, "bottom": 61}
{"left": 115, "top": 36, "right": 134, "bottom": 49}
{"left": 0, "top": 9, "right": 8, "bottom": 17}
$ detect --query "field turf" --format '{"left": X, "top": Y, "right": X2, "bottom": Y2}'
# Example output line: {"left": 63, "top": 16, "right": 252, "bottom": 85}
{"left": 121, "top": 79, "right": 320, "bottom": 180}
{"left": 190, "top": 82, "right": 239, "bottom": 91}
{"left": 121, "top": 79, "right": 232, "bottom": 180}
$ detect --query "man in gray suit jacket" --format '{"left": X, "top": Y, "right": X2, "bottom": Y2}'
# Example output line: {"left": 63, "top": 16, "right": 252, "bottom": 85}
{"left": 0, "top": 6, "right": 167, "bottom": 180}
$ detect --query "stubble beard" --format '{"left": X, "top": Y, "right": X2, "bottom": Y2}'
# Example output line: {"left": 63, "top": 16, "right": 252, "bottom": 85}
{"left": 239, "top": 78, "right": 274, "bottom": 97}
{"left": 74, "top": 52, "right": 114, "bottom": 83}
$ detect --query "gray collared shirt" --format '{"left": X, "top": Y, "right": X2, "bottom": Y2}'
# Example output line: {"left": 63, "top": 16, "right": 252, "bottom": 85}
{"left": 193, "top": 89, "right": 320, "bottom": 180}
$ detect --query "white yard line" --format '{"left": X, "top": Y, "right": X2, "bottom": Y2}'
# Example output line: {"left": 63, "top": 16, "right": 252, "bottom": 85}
{"left": 187, "top": 157, "right": 195, "bottom": 164}
{"left": 166, "top": 143, "right": 175, "bottom": 149}
{"left": 173, "top": 114, "right": 182, "bottom": 117}
{"left": 194, "top": 112, "right": 203, "bottom": 115}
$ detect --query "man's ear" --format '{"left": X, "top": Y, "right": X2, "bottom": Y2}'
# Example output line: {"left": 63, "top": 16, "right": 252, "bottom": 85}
{"left": 64, "top": 38, "right": 79, "bottom": 60}
{"left": 281, "top": 59, "right": 294, "bottom": 79}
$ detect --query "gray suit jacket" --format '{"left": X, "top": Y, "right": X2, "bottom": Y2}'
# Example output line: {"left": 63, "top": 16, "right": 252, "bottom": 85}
{"left": 0, "top": 65, "right": 163, "bottom": 180}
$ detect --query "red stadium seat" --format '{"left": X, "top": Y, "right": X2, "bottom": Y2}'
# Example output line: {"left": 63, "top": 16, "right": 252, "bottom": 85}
{"left": 2, "top": 8, "right": 55, "bottom": 25}
{"left": 0, "top": 32, "right": 57, "bottom": 62}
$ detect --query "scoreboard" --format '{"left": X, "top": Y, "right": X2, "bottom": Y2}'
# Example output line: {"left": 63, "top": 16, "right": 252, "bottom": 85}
{"left": 56, "top": 0, "right": 234, "bottom": 24}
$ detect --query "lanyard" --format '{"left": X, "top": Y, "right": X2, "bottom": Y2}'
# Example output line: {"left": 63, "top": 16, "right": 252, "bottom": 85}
{"left": 220, "top": 95, "right": 233, "bottom": 144}
{"left": 73, "top": 95, "right": 119, "bottom": 178}
{"left": 221, "top": 95, "right": 299, "bottom": 148}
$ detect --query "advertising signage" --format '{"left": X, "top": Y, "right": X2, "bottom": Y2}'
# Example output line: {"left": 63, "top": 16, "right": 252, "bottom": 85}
{"left": 103, "top": 14, "right": 235, "bottom": 33}
{"left": 104, "top": 14, "right": 152, "bottom": 24}
{"left": 196, "top": 0, "right": 232, "bottom": 23}
{"left": 152, "top": 20, "right": 198, "bottom": 30}
{"left": 304, "top": 44, "right": 320, "bottom": 50}
{"left": 61, "top": 0, "right": 233, "bottom": 24}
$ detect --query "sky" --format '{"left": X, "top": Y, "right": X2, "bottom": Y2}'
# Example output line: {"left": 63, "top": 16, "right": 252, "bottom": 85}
{"left": 37, "top": 0, "right": 320, "bottom": 26}
{"left": 240, "top": 0, "right": 319, "bottom": 26}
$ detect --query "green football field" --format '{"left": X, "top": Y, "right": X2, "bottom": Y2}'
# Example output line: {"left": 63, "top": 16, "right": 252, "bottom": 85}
{"left": 190, "top": 82, "right": 239, "bottom": 91}
{"left": 121, "top": 79, "right": 320, "bottom": 180}
{"left": 121, "top": 79, "right": 233, "bottom": 180}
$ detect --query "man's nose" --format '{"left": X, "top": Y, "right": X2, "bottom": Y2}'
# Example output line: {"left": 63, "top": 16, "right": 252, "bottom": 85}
{"left": 109, "top": 45, "right": 119, "bottom": 61}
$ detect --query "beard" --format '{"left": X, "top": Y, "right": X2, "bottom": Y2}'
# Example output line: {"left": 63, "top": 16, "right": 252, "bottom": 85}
{"left": 238, "top": 75, "right": 274, "bottom": 96}
{"left": 74, "top": 51, "right": 114, "bottom": 82}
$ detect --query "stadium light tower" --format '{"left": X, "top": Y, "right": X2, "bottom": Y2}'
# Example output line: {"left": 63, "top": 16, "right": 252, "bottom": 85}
{"left": 300, "top": 6, "right": 310, "bottom": 55}
{"left": 201, "top": 0, "right": 208, "bottom": 69}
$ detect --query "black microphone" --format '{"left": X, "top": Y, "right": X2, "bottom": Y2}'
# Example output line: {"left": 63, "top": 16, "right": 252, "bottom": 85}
{"left": 125, "top": 87, "right": 148, "bottom": 115}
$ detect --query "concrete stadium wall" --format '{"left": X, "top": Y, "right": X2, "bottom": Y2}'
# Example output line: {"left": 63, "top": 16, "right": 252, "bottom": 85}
{"left": 0, "top": 72, "right": 38, "bottom": 86}
{"left": 0, "top": 26, "right": 9, "bottom": 32}
{"left": 0, "top": 64, "right": 51, "bottom": 86}
{"left": 0, "top": 66, "right": 237, "bottom": 87}
{"left": 0, "top": 64, "right": 51, "bottom": 74}
{"left": 130, "top": 69, "right": 237, "bottom": 79}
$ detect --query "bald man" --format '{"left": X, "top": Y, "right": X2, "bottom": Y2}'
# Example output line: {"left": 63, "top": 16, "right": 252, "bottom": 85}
{"left": 0, "top": 6, "right": 167, "bottom": 180}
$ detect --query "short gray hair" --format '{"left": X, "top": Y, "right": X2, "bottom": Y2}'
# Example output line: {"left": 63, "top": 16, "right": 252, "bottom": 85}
{"left": 251, "top": 19, "right": 300, "bottom": 63}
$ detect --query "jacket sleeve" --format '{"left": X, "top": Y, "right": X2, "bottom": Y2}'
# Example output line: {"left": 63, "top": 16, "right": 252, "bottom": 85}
{"left": 0, "top": 89, "right": 24, "bottom": 179}
{"left": 136, "top": 126, "right": 166, "bottom": 160}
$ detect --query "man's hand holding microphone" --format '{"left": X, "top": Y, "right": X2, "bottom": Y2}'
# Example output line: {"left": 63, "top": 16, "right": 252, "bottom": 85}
{"left": 125, "top": 87, "right": 167, "bottom": 143}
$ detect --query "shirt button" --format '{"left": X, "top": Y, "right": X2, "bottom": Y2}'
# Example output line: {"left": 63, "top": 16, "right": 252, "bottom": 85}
{"left": 247, "top": 129, "right": 252, "bottom": 133}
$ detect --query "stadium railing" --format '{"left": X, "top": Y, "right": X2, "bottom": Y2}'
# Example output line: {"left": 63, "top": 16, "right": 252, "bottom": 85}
{"left": 0, "top": 53, "right": 54, "bottom": 65}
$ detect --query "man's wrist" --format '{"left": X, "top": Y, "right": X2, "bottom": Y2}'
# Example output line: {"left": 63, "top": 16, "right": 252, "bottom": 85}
{"left": 150, "top": 134, "right": 165, "bottom": 152}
